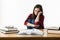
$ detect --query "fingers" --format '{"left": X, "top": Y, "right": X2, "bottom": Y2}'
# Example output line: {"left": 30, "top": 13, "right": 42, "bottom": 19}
{"left": 39, "top": 11, "right": 42, "bottom": 14}
{"left": 38, "top": 11, "right": 42, "bottom": 13}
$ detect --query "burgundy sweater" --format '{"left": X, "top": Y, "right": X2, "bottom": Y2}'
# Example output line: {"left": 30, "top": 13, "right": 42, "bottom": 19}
{"left": 24, "top": 14, "right": 44, "bottom": 29}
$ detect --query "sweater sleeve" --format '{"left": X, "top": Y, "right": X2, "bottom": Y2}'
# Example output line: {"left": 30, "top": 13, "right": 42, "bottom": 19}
{"left": 24, "top": 14, "right": 32, "bottom": 25}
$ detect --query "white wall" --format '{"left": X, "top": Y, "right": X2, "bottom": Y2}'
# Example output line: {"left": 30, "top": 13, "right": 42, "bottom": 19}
{"left": 0, "top": 0, "right": 2, "bottom": 25}
{"left": 0, "top": 0, "right": 60, "bottom": 29}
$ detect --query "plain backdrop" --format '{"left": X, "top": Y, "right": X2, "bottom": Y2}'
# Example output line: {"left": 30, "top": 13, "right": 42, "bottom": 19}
{"left": 0, "top": 0, "right": 60, "bottom": 29}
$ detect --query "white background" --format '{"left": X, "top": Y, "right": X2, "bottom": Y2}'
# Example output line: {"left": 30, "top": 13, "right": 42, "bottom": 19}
{"left": 0, "top": 0, "right": 60, "bottom": 29}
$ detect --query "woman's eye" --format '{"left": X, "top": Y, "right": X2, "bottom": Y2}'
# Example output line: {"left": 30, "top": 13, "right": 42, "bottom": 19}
{"left": 38, "top": 11, "right": 40, "bottom": 12}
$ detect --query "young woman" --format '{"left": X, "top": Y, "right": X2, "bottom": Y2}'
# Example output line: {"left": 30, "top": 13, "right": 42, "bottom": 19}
{"left": 24, "top": 4, "right": 44, "bottom": 29}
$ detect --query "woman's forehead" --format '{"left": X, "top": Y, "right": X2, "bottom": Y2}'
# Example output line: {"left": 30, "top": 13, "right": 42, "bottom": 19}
{"left": 34, "top": 8, "right": 40, "bottom": 11}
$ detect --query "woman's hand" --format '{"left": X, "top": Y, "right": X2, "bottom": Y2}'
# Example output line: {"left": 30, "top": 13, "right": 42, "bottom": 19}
{"left": 34, "top": 25, "right": 39, "bottom": 28}
{"left": 38, "top": 11, "right": 42, "bottom": 15}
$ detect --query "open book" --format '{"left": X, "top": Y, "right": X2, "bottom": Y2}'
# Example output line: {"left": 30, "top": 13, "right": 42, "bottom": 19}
{"left": 17, "top": 29, "right": 43, "bottom": 35}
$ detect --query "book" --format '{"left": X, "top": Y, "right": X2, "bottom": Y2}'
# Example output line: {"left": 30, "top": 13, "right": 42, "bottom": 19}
{"left": 17, "top": 29, "right": 43, "bottom": 35}
{"left": 48, "top": 30, "right": 60, "bottom": 34}
{"left": 0, "top": 30, "right": 19, "bottom": 34}
{"left": 47, "top": 27, "right": 60, "bottom": 34}
{"left": 0, "top": 26, "right": 19, "bottom": 34}
{"left": 47, "top": 27, "right": 59, "bottom": 30}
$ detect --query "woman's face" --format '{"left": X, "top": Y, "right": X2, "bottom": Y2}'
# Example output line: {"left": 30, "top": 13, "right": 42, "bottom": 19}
{"left": 34, "top": 8, "right": 41, "bottom": 15}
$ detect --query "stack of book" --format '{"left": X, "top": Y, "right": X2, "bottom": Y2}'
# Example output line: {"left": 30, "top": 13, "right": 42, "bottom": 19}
{"left": 0, "top": 26, "right": 19, "bottom": 34}
{"left": 47, "top": 27, "right": 60, "bottom": 34}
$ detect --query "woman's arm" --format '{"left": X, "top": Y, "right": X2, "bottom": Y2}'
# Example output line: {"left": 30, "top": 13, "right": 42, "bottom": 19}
{"left": 27, "top": 22, "right": 39, "bottom": 28}
{"left": 27, "top": 22, "right": 35, "bottom": 27}
{"left": 24, "top": 14, "right": 39, "bottom": 28}
{"left": 35, "top": 12, "right": 42, "bottom": 22}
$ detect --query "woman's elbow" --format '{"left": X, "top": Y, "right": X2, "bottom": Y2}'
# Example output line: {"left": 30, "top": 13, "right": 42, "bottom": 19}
{"left": 24, "top": 22, "right": 28, "bottom": 26}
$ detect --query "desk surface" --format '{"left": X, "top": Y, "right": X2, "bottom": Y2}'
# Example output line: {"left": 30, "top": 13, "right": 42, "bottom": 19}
{"left": 0, "top": 29, "right": 60, "bottom": 37}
